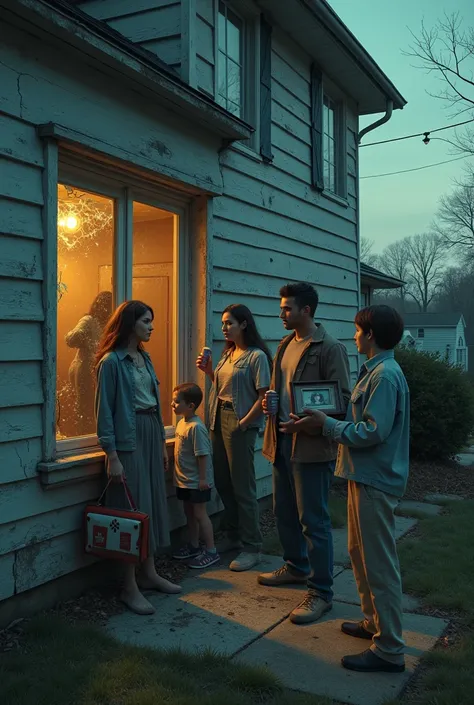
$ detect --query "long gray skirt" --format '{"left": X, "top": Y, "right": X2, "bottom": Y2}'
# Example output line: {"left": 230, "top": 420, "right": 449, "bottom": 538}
{"left": 105, "top": 413, "right": 170, "bottom": 555}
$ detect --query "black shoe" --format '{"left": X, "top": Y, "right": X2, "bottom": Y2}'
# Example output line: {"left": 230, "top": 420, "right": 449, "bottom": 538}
{"left": 341, "top": 648, "right": 405, "bottom": 673}
{"left": 341, "top": 620, "right": 374, "bottom": 640}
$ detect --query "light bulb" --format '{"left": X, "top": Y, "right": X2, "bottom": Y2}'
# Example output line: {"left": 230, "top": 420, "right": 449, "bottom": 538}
{"left": 66, "top": 215, "right": 78, "bottom": 230}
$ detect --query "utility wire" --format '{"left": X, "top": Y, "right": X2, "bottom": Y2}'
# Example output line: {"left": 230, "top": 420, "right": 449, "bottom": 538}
{"left": 360, "top": 154, "right": 470, "bottom": 180}
{"left": 359, "top": 117, "right": 474, "bottom": 148}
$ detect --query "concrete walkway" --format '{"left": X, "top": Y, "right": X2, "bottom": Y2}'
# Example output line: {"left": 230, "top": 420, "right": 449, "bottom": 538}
{"left": 105, "top": 512, "right": 448, "bottom": 705}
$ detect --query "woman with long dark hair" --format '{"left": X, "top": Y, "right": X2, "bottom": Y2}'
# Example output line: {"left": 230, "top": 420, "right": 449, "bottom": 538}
{"left": 197, "top": 304, "right": 272, "bottom": 572}
{"left": 95, "top": 300, "right": 181, "bottom": 615}
{"left": 66, "top": 290, "right": 112, "bottom": 435}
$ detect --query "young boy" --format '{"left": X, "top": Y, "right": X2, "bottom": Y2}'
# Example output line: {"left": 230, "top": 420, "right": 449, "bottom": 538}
{"left": 171, "top": 383, "right": 220, "bottom": 569}
{"left": 280, "top": 305, "right": 409, "bottom": 673}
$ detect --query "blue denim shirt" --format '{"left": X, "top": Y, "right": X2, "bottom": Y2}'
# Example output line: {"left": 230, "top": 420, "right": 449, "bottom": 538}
{"left": 95, "top": 348, "right": 165, "bottom": 453}
{"left": 323, "top": 350, "right": 410, "bottom": 498}
{"left": 209, "top": 348, "right": 271, "bottom": 431}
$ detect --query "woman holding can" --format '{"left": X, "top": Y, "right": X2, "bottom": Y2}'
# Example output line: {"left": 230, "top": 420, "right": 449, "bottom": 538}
{"left": 196, "top": 304, "right": 272, "bottom": 571}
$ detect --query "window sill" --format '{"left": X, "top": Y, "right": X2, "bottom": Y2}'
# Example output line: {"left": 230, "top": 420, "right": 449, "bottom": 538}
{"left": 38, "top": 439, "right": 176, "bottom": 489}
{"left": 230, "top": 142, "right": 263, "bottom": 164}
{"left": 321, "top": 190, "right": 349, "bottom": 209}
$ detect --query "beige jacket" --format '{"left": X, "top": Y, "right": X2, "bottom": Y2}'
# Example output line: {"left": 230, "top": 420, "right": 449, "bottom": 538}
{"left": 262, "top": 323, "right": 351, "bottom": 464}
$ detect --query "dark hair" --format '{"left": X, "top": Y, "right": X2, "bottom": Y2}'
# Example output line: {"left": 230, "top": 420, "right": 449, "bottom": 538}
{"left": 355, "top": 305, "right": 405, "bottom": 350}
{"left": 95, "top": 300, "right": 154, "bottom": 367}
{"left": 222, "top": 303, "right": 273, "bottom": 369}
{"left": 173, "top": 383, "right": 203, "bottom": 410}
{"left": 89, "top": 291, "right": 113, "bottom": 326}
{"left": 279, "top": 282, "right": 319, "bottom": 317}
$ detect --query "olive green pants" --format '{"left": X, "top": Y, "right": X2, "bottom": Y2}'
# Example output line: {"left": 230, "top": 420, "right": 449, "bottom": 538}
{"left": 211, "top": 406, "right": 262, "bottom": 551}
{"left": 348, "top": 481, "right": 405, "bottom": 665}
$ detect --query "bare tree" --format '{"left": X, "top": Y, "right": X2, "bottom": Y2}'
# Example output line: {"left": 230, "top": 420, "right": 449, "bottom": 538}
{"left": 408, "top": 13, "right": 474, "bottom": 153}
{"left": 360, "top": 238, "right": 380, "bottom": 267}
{"left": 377, "top": 234, "right": 445, "bottom": 312}
{"left": 435, "top": 176, "right": 474, "bottom": 259}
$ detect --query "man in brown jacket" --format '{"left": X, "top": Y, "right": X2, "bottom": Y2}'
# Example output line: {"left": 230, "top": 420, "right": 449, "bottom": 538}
{"left": 259, "top": 282, "right": 351, "bottom": 623}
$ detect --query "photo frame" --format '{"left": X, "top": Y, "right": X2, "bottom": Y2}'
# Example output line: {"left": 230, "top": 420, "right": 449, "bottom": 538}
{"left": 291, "top": 380, "right": 345, "bottom": 417}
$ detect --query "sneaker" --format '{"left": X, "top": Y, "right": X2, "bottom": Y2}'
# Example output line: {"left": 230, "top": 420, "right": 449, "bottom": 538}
{"left": 290, "top": 591, "right": 332, "bottom": 624}
{"left": 258, "top": 564, "right": 307, "bottom": 586}
{"left": 229, "top": 551, "right": 261, "bottom": 572}
{"left": 172, "top": 543, "right": 200, "bottom": 560}
{"left": 188, "top": 550, "right": 221, "bottom": 570}
{"left": 216, "top": 537, "right": 244, "bottom": 553}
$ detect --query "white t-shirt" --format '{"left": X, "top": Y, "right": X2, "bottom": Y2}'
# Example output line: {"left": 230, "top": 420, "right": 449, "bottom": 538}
{"left": 174, "top": 416, "right": 214, "bottom": 489}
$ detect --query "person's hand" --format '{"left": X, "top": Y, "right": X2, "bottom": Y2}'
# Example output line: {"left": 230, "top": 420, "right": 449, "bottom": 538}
{"left": 199, "top": 479, "right": 210, "bottom": 491}
{"left": 163, "top": 441, "right": 169, "bottom": 472}
{"left": 196, "top": 354, "right": 212, "bottom": 376}
{"left": 262, "top": 396, "right": 269, "bottom": 416}
{"left": 107, "top": 456, "right": 124, "bottom": 483}
{"left": 238, "top": 420, "right": 248, "bottom": 432}
{"left": 279, "top": 410, "right": 327, "bottom": 434}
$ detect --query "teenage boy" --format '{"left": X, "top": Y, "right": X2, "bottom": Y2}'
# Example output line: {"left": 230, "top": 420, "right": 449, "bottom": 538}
{"left": 172, "top": 383, "right": 220, "bottom": 569}
{"left": 281, "top": 305, "right": 409, "bottom": 673}
{"left": 259, "top": 282, "right": 351, "bottom": 624}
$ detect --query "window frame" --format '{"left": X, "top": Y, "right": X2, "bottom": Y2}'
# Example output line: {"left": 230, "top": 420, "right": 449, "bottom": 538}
{"left": 418, "top": 328, "right": 425, "bottom": 339}
{"left": 53, "top": 154, "right": 191, "bottom": 458}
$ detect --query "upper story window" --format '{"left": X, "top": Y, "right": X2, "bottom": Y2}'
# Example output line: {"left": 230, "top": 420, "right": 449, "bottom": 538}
{"left": 418, "top": 328, "right": 425, "bottom": 338}
{"left": 217, "top": 2, "right": 244, "bottom": 118}
{"left": 323, "top": 95, "right": 338, "bottom": 193}
{"left": 458, "top": 336, "right": 464, "bottom": 347}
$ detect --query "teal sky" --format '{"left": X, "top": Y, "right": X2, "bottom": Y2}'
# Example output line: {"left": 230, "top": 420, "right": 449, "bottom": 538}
{"left": 329, "top": 0, "right": 473, "bottom": 253}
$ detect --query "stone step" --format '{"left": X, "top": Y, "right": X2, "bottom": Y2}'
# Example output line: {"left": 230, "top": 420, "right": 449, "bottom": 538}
{"left": 397, "top": 500, "right": 442, "bottom": 518}
{"left": 333, "top": 569, "right": 420, "bottom": 612}
{"left": 333, "top": 516, "right": 417, "bottom": 566}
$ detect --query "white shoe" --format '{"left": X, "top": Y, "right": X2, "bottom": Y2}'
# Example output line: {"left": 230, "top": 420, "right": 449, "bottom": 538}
{"left": 229, "top": 551, "right": 261, "bottom": 572}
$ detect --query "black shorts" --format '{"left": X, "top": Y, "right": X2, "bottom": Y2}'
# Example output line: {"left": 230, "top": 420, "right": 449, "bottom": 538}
{"left": 175, "top": 487, "right": 211, "bottom": 504}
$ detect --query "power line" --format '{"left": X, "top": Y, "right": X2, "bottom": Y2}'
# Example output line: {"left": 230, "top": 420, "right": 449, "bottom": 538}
{"left": 360, "top": 154, "right": 470, "bottom": 180}
{"left": 359, "top": 117, "right": 474, "bottom": 148}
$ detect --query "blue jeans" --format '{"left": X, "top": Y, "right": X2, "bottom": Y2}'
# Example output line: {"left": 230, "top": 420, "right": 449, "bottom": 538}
{"left": 273, "top": 434, "right": 334, "bottom": 602}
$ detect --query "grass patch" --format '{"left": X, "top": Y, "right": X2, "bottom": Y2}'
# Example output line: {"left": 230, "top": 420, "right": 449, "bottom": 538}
{"left": 0, "top": 616, "right": 332, "bottom": 705}
{"left": 398, "top": 500, "right": 474, "bottom": 620}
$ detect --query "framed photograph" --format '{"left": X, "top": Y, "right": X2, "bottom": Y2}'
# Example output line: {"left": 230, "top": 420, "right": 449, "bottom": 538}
{"left": 291, "top": 380, "right": 345, "bottom": 417}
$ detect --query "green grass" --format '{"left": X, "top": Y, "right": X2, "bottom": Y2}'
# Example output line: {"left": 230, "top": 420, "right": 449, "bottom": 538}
{"left": 0, "top": 616, "right": 332, "bottom": 705}
{"left": 390, "top": 500, "right": 474, "bottom": 705}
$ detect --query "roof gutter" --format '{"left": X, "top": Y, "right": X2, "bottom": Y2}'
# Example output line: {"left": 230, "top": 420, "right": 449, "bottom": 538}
{"left": 358, "top": 100, "right": 393, "bottom": 144}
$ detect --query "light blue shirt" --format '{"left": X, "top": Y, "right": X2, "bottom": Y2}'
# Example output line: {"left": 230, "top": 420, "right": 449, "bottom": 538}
{"left": 323, "top": 350, "right": 410, "bottom": 498}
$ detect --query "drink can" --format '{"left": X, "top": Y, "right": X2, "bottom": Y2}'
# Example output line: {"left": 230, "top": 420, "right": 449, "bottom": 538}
{"left": 265, "top": 389, "right": 279, "bottom": 415}
{"left": 199, "top": 346, "right": 212, "bottom": 370}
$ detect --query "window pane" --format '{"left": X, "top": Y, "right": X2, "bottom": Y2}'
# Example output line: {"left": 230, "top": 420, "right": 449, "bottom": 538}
{"left": 56, "top": 185, "right": 114, "bottom": 441}
{"left": 226, "top": 14, "right": 242, "bottom": 63}
{"left": 218, "top": 8, "right": 226, "bottom": 51}
{"left": 218, "top": 50, "right": 228, "bottom": 102}
{"left": 132, "top": 202, "right": 177, "bottom": 427}
{"left": 227, "top": 59, "right": 241, "bottom": 112}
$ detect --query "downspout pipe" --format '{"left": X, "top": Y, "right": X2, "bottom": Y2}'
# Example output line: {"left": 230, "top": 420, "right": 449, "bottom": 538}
{"left": 358, "top": 99, "right": 393, "bottom": 144}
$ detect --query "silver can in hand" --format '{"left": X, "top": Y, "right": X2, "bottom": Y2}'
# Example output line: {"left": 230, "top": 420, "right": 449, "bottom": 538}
{"left": 199, "top": 346, "right": 212, "bottom": 370}
{"left": 265, "top": 389, "right": 279, "bottom": 416}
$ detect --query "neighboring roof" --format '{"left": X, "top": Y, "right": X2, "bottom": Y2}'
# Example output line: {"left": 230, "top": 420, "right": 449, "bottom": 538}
{"left": 403, "top": 313, "right": 465, "bottom": 328}
{"left": 360, "top": 262, "right": 404, "bottom": 290}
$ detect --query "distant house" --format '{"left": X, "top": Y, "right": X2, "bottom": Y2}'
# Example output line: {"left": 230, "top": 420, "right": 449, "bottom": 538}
{"left": 360, "top": 262, "right": 404, "bottom": 307}
{"left": 403, "top": 313, "right": 468, "bottom": 371}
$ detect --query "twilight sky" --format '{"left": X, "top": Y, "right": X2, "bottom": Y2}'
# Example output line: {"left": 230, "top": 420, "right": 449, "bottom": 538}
{"left": 328, "top": 0, "right": 473, "bottom": 253}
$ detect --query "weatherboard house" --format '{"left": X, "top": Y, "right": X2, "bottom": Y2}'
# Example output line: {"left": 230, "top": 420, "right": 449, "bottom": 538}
{"left": 0, "top": 0, "right": 405, "bottom": 618}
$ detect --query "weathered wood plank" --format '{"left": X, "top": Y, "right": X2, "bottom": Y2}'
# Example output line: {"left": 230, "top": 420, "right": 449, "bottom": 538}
{"left": 0, "top": 198, "right": 43, "bottom": 240}
{"left": 271, "top": 51, "right": 310, "bottom": 108}
{"left": 0, "top": 278, "right": 44, "bottom": 320}
{"left": 213, "top": 224, "right": 355, "bottom": 272}
{"left": 140, "top": 36, "right": 182, "bottom": 66}
{"left": 197, "top": 56, "right": 214, "bottom": 96}
{"left": 0, "top": 158, "right": 43, "bottom": 205}
{"left": 0, "top": 235, "right": 43, "bottom": 280}
{"left": 0, "top": 437, "right": 43, "bottom": 484}
{"left": 79, "top": 0, "right": 179, "bottom": 21}
{"left": 220, "top": 159, "right": 357, "bottom": 232}
{"left": 271, "top": 145, "right": 313, "bottom": 186}
{"left": 0, "top": 361, "right": 43, "bottom": 408}
{"left": 0, "top": 476, "right": 101, "bottom": 527}
{"left": 196, "top": 16, "right": 214, "bottom": 65}
{"left": 272, "top": 79, "right": 310, "bottom": 126}
{"left": 14, "top": 530, "right": 97, "bottom": 594}
{"left": 197, "top": 0, "right": 214, "bottom": 26}
{"left": 1, "top": 503, "right": 87, "bottom": 556}
{"left": 213, "top": 269, "right": 359, "bottom": 307}
{"left": 272, "top": 27, "right": 312, "bottom": 84}
{"left": 212, "top": 292, "right": 357, "bottom": 322}
{"left": 0, "top": 114, "right": 44, "bottom": 167}
{"left": 0, "top": 405, "right": 42, "bottom": 443}
{"left": 272, "top": 101, "right": 312, "bottom": 149}
{"left": 0, "top": 321, "right": 43, "bottom": 361}
{"left": 108, "top": 5, "right": 181, "bottom": 43}
{"left": 0, "top": 554, "right": 15, "bottom": 601}
{"left": 0, "top": 57, "right": 21, "bottom": 117}
{"left": 213, "top": 199, "right": 357, "bottom": 257}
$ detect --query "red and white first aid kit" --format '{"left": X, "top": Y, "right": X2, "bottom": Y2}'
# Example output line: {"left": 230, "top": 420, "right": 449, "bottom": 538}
{"left": 84, "top": 479, "right": 149, "bottom": 564}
